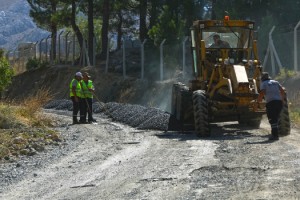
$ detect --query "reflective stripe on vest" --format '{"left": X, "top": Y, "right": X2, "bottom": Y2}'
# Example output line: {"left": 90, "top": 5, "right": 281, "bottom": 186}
{"left": 70, "top": 79, "right": 82, "bottom": 98}
{"left": 81, "top": 80, "right": 94, "bottom": 98}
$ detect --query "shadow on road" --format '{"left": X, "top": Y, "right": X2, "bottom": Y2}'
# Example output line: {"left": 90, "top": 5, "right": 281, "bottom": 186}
{"left": 165, "top": 116, "right": 261, "bottom": 141}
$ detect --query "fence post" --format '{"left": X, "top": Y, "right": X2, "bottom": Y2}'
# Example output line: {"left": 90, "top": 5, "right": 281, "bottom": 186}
{"left": 58, "top": 31, "right": 64, "bottom": 64}
{"left": 182, "top": 36, "right": 189, "bottom": 79}
{"left": 39, "top": 38, "right": 44, "bottom": 62}
{"left": 65, "top": 31, "right": 70, "bottom": 63}
{"left": 85, "top": 41, "right": 91, "bottom": 66}
{"left": 160, "top": 39, "right": 166, "bottom": 81}
{"left": 141, "top": 39, "right": 147, "bottom": 79}
{"left": 269, "top": 27, "right": 276, "bottom": 75}
{"left": 294, "top": 21, "right": 300, "bottom": 72}
{"left": 45, "top": 35, "right": 51, "bottom": 63}
{"left": 105, "top": 38, "right": 110, "bottom": 73}
{"left": 123, "top": 38, "right": 126, "bottom": 79}
{"left": 34, "top": 41, "right": 38, "bottom": 59}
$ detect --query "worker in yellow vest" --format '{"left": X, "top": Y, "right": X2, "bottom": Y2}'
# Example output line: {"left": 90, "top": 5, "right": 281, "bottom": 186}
{"left": 81, "top": 72, "right": 96, "bottom": 123}
{"left": 70, "top": 72, "right": 83, "bottom": 124}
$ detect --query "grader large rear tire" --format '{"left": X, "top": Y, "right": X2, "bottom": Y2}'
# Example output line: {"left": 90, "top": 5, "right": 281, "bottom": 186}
{"left": 278, "top": 98, "right": 291, "bottom": 136}
{"left": 193, "top": 90, "right": 210, "bottom": 137}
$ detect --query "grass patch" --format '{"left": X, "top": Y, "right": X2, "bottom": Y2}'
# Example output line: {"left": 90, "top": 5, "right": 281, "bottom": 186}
{"left": 289, "top": 104, "right": 300, "bottom": 125}
{"left": 0, "top": 88, "right": 61, "bottom": 162}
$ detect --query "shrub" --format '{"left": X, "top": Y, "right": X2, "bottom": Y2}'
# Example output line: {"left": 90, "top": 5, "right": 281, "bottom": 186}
{"left": 0, "top": 50, "right": 14, "bottom": 93}
{"left": 0, "top": 88, "right": 58, "bottom": 161}
{"left": 26, "top": 58, "right": 49, "bottom": 71}
{"left": 26, "top": 58, "right": 40, "bottom": 71}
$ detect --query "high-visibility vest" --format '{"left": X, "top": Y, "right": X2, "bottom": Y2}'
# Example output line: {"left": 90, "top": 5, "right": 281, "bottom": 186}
{"left": 81, "top": 80, "right": 94, "bottom": 98}
{"left": 69, "top": 79, "right": 82, "bottom": 98}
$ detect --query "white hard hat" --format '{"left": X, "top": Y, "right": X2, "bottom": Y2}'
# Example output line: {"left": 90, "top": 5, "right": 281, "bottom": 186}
{"left": 75, "top": 72, "right": 83, "bottom": 78}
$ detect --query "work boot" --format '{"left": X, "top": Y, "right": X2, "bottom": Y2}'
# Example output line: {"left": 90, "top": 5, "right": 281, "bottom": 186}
{"left": 269, "top": 135, "right": 279, "bottom": 141}
{"left": 270, "top": 128, "right": 279, "bottom": 140}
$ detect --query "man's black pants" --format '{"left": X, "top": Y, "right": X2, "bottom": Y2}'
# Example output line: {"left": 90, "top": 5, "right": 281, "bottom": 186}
{"left": 266, "top": 100, "right": 283, "bottom": 137}
{"left": 80, "top": 98, "right": 93, "bottom": 122}
{"left": 71, "top": 96, "right": 82, "bottom": 123}
{"left": 86, "top": 98, "right": 93, "bottom": 122}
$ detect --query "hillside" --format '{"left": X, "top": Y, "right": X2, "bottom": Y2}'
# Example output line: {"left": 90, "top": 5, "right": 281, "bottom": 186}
{"left": 0, "top": 0, "right": 48, "bottom": 50}
{"left": 4, "top": 64, "right": 176, "bottom": 113}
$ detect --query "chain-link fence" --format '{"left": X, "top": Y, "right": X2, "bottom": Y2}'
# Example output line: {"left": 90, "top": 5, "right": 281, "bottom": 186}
{"left": 6, "top": 27, "right": 300, "bottom": 82}
{"left": 6, "top": 31, "right": 84, "bottom": 74}
{"left": 5, "top": 33, "right": 193, "bottom": 81}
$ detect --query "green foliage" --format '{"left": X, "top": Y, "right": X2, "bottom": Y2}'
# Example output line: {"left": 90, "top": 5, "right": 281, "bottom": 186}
{"left": 290, "top": 109, "right": 300, "bottom": 124}
{"left": 148, "top": 5, "right": 185, "bottom": 46}
{"left": 63, "top": 17, "right": 102, "bottom": 53}
{"left": 27, "top": 0, "right": 58, "bottom": 31}
{"left": 26, "top": 58, "right": 49, "bottom": 71}
{"left": 0, "top": 50, "right": 14, "bottom": 93}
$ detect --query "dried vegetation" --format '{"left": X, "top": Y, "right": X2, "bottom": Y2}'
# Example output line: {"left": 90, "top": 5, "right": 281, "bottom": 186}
{"left": 0, "top": 88, "right": 60, "bottom": 162}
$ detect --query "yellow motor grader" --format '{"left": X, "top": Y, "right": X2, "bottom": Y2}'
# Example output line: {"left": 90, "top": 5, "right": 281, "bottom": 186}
{"left": 171, "top": 16, "right": 290, "bottom": 137}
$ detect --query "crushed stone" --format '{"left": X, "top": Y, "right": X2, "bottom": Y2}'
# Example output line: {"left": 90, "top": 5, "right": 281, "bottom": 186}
{"left": 44, "top": 100, "right": 171, "bottom": 131}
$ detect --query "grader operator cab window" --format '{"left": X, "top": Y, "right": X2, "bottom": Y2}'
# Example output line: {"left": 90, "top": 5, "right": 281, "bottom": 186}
{"left": 201, "top": 26, "right": 252, "bottom": 64}
{"left": 203, "top": 27, "right": 251, "bottom": 49}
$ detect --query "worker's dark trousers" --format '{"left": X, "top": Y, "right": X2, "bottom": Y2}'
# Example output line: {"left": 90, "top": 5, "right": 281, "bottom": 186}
{"left": 79, "top": 98, "right": 86, "bottom": 122}
{"left": 266, "top": 100, "right": 283, "bottom": 137}
{"left": 86, "top": 98, "right": 93, "bottom": 122}
{"left": 71, "top": 96, "right": 81, "bottom": 123}
{"left": 81, "top": 98, "right": 93, "bottom": 122}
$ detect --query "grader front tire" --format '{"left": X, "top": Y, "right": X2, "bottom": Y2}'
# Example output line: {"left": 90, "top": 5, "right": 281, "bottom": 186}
{"left": 193, "top": 90, "right": 210, "bottom": 137}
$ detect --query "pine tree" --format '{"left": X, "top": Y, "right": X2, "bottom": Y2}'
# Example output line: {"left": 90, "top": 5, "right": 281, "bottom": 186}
{"left": 27, "top": 0, "right": 59, "bottom": 60}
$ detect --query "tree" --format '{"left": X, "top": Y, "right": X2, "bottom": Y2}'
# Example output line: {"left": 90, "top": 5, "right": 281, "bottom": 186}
{"left": 100, "top": 0, "right": 110, "bottom": 58}
{"left": 77, "top": 0, "right": 96, "bottom": 65}
{"left": 55, "top": 0, "right": 84, "bottom": 52}
{"left": 139, "top": 0, "right": 148, "bottom": 41}
{"left": 87, "top": 0, "right": 94, "bottom": 65}
{"left": 148, "top": 5, "right": 185, "bottom": 45}
{"left": 27, "top": 0, "right": 59, "bottom": 60}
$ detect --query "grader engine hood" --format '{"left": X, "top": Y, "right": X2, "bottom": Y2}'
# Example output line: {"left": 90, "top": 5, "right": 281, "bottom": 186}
{"left": 230, "top": 64, "right": 258, "bottom": 107}
{"left": 230, "top": 65, "right": 248, "bottom": 90}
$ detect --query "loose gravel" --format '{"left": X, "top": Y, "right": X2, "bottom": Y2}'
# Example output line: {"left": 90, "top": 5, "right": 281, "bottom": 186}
{"left": 0, "top": 116, "right": 83, "bottom": 192}
{"left": 0, "top": 99, "right": 171, "bottom": 192}
{"left": 45, "top": 99, "right": 171, "bottom": 131}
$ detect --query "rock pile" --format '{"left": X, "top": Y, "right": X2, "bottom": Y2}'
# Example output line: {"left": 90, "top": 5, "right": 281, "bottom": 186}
{"left": 44, "top": 100, "right": 171, "bottom": 131}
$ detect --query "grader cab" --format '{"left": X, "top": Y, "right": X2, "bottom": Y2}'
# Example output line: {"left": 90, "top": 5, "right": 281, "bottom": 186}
{"left": 172, "top": 17, "right": 268, "bottom": 137}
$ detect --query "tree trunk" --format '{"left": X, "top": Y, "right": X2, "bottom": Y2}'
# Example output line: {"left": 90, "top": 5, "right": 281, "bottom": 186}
{"left": 50, "top": 1, "right": 57, "bottom": 61}
{"left": 71, "top": 0, "right": 83, "bottom": 51}
{"left": 100, "top": 0, "right": 110, "bottom": 59}
{"left": 149, "top": 0, "right": 158, "bottom": 29}
{"left": 88, "top": 0, "right": 94, "bottom": 65}
{"left": 139, "top": 0, "right": 148, "bottom": 41}
{"left": 117, "top": 11, "right": 123, "bottom": 50}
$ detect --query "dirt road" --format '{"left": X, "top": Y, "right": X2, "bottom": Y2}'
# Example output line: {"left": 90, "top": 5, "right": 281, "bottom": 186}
{"left": 1, "top": 111, "right": 300, "bottom": 199}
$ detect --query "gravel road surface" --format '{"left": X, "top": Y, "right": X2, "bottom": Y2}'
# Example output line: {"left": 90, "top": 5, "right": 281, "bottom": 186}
{"left": 1, "top": 101, "right": 300, "bottom": 199}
